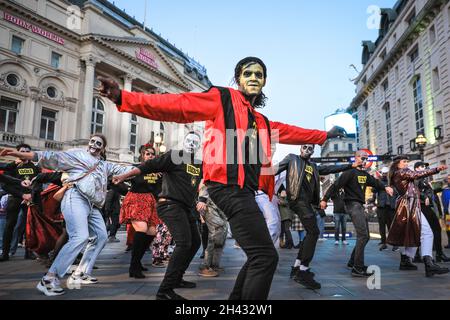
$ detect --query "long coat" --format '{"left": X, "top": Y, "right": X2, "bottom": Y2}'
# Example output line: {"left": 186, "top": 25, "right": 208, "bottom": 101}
{"left": 387, "top": 167, "right": 439, "bottom": 247}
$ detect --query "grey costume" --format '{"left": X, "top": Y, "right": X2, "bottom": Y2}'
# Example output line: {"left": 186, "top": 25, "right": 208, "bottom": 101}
{"left": 198, "top": 185, "right": 228, "bottom": 269}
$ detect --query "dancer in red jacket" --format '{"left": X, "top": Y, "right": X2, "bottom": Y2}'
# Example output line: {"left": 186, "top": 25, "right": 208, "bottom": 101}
{"left": 99, "top": 56, "right": 346, "bottom": 300}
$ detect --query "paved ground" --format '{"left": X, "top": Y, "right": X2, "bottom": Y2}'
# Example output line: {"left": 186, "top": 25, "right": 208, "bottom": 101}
{"left": 0, "top": 231, "right": 449, "bottom": 300}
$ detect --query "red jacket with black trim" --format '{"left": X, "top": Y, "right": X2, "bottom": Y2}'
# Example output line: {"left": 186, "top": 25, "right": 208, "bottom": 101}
{"left": 117, "top": 87, "right": 327, "bottom": 195}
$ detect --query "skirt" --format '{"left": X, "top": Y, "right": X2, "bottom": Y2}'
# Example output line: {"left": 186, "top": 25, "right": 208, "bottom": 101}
{"left": 120, "top": 192, "right": 160, "bottom": 226}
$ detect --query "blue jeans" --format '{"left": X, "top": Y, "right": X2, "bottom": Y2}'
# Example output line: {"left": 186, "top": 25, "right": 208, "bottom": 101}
{"left": 0, "top": 215, "right": 6, "bottom": 251}
{"left": 334, "top": 213, "right": 347, "bottom": 241}
{"left": 316, "top": 214, "right": 325, "bottom": 239}
{"left": 10, "top": 208, "right": 26, "bottom": 255}
{"left": 49, "top": 188, "right": 107, "bottom": 278}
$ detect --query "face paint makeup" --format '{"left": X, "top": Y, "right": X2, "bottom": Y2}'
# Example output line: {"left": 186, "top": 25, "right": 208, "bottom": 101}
{"left": 300, "top": 144, "right": 315, "bottom": 159}
{"left": 238, "top": 63, "right": 266, "bottom": 96}
{"left": 183, "top": 132, "right": 201, "bottom": 154}
{"left": 88, "top": 136, "right": 104, "bottom": 156}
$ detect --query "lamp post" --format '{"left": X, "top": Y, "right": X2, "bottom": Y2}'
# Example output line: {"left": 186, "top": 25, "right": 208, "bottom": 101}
{"left": 415, "top": 134, "right": 427, "bottom": 161}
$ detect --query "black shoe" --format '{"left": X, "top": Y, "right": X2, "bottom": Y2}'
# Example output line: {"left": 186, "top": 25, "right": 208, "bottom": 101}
{"left": 156, "top": 289, "right": 187, "bottom": 300}
{"left": 424, "top": 256, "right": 449, "bottom": 277}
{"left": 175, "top": 280, "right": 196, "bottom": 289}
{"left": 24, "top": 250, "right": 36, "bottom": 260}
{"left": 290, "top": 266, "right": 299, "bottom": 279}
{"left": 351, "top": 267, "right": 374, "bottom": 277}
{"left": 399, "top": 254, "right": 418, "bottom": 271}
{"left": 413, "top": 255, "right": 423, "bottom": 263}
{"left": 125, "top": 245, "right": 132, "bottom": 252}
{"left": 379, "top": 244, "right": 388, "bottom": 251}
{"left": 347, "top": 261, "right": 354, "bottom": 269}
{"left": 294, "top": 242, "right": 302, "bottom": 249}
{"left": 392, "top": 246, "right": 400, "bottom": 252}
{"left": 140, "top": 263, "right": 149, "bottom": 271}
{"left": 0, "top": 254, "right": 9, "bottom": 262}
{"left": 129, "top": 267, "right": 146, "bottom": 279}
{"left": 436, "top": 252, "right": 450, "bottom": 263}
{"left": 294, "top": 269, "right": 321, "bottom": 290}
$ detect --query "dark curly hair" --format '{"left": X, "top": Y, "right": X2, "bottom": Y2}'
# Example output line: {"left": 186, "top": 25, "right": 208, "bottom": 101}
{"left": 234, "top": 57, "right": 268, "bottom": 109}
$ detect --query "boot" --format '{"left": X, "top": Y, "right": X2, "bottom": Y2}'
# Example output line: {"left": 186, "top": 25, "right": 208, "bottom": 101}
{"left": 139, "top": 235, "right": 155, "bottom": 272}
{"left": 424, "top": 256, "right": 449, "bottom": 277}
{"left": 129, "top": 232, "right": 146, "bottom": 279}
{"left": 399, "top": 254, "right": 418, "bottom": 271}
{"left": 435, "top": 251, "right": 450, "bottom": 263}
{"left": 413, "top": 250, "right": 423, "bottom": 263}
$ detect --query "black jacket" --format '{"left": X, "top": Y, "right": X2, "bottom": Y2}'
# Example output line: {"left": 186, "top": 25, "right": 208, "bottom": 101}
{"left": 322, "top": 181, "right": 346, "bottom": 214}
{"left": 372, "top": 177, "right": 397, "bottom": 209}
{"left": 276, "top": 154, "right": 353, "bottom": 206}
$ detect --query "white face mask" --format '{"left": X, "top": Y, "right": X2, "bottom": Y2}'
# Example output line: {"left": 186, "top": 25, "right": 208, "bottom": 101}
{"left": 183, "top": 133, "right": 201, "bottom": 154}
{"left": 300, "top": 144, "right": 315, "bottom": 159}
{"left": 88, "top": 137, "right": 104, "bottom": 157}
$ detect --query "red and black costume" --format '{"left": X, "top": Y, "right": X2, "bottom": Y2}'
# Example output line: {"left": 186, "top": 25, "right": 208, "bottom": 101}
{"left": 116, "top": 86, "right": 327, "bottom": 300}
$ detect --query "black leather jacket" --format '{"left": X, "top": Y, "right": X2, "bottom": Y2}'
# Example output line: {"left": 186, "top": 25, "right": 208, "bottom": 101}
{"left": 276, "top": 154, "right": 353, "bottom": 205}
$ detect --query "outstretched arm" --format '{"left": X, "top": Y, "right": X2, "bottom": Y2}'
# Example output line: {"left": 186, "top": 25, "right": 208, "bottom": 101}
{"left": 275, "top": 154, "right": 294, "bottom": 176}
{"left": 98, "top": 77, "right": 220, "bottom": 123}
{"left": 397, "top": 166, "right": 447, "bottom": 182}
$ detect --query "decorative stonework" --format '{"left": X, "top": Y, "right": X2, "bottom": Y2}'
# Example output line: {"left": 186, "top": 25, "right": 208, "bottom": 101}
{"left": 0, "top": 72, "right": 28, "bottom": 96}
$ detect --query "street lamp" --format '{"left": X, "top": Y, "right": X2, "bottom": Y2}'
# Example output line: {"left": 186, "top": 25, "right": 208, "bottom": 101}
{"left": 415, "top": 134, "right": 427, "bottom": 161}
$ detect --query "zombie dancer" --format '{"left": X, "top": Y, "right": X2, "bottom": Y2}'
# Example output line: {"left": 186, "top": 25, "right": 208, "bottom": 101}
{"left": 387, "top": 156, "right": 449, "bottom": 277}
{"left": 120, "top": 146, "right": 162, "bottom": 279}
{"left": 0, "top": 134, "right": 134, "bottom": 296}
{"left": 99, "top": 56, "right": 346, "bottom": 300}
{"left": 113, "top": 132, "right": 203, "bottom": 300}
{"left": 276, "top": 144, "right": 360, "bottom": 289}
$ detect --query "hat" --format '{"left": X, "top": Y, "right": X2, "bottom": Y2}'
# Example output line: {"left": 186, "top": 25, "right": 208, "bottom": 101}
{"left": 414, "top": 161, "right": 429, "bottom": 169}
{"left": 381, "top": 167, "right": 389, "bottom": 174}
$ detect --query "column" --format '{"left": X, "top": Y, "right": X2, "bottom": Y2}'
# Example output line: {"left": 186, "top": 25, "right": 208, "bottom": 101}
{"left": 118, "top": 74, "right": 134, "bottom": 155}
{"left": 80, "top": 55, "right": 98, "bottom": 141}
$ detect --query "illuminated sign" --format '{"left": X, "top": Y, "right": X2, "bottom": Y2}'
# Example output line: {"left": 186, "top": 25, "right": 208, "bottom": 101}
{"left": 3, "top": 12, "right": 65, "bottom": 45}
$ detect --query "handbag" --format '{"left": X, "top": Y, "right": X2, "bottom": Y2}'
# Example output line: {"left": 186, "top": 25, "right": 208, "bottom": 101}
{"left": 52, "top": 163, "right": 99, "bottom": 202}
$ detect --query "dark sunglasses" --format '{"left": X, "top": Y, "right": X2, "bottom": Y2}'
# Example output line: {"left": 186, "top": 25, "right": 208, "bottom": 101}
{"left": 360, "top": 157, "right": 368, "bottom": 161}
{"left": 145, "top": 152, "right": 155, "bottom": 156}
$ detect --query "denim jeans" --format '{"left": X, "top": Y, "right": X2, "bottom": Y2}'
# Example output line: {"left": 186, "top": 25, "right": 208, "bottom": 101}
{"left": 209, "top": 185, "right": 278, "bottom": 300}
{"left": 255, "top": 192, "right": 281, "bottom": 244}
{"left": 0, "top": 214, "right": 6, "bottom": 251}
{"left": 10, "top": 207, "right": 26, "bottom": 255}
{"left": 334, "top": 213, "right": 347, "bottom": 241}
{"left": 49, "top": 188, "right": 108, "bottom": 278}
{"left": 316, "top": 214, "right": 325, "bottom": 239}
{"left": 157, "top": 201, "right": 201, "bottom": 291}
{"left": 346, "top": 202, "right": 370, "bottom": 268}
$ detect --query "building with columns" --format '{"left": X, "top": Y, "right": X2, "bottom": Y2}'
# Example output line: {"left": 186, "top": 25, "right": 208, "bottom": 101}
{"left": 0, "top": 0, "right": 211, "bottom": 163}
{"left": 348, "top": 0, "right": 450, "bottom": 181}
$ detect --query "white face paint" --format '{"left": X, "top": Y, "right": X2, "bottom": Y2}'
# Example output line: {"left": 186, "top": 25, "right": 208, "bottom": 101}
{"left": 183, "top": 133, "right": 201, "bottom": 154}
{"left": 300, "top": 144, "right": 315, "bottom": 159}
{"left": 88, "top": 136, "right": 104, "bottom": 157}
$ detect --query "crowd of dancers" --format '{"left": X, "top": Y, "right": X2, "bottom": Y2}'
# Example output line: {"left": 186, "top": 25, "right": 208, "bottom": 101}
{"left": 0, "top": 57, "right": 449, "bottom": 300}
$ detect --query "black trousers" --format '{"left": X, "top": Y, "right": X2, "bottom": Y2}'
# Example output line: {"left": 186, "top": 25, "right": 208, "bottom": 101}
{"left": 422, "top": 205, "right": 443, "bottom": 254}
{"left": 377, "top": 207, "right": 394, "bottom": 244}
{"left": 2, "top": 196, "right": 25, "bottom": 256}
{"left": 280, "top": 220, "right": 293, "bottom": 246}
{"left": 289, "top": 201, "right": 319, "bottom": 267}
{"left": 157, "top": 201, "right": 201, "bottom": 291}
{"left": 209, "top": 185, "right": 278, "bottom": 300}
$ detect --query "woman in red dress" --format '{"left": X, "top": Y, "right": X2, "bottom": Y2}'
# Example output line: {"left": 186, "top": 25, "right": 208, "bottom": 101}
{"left": 120, "top": 146, "right": 161, "bottom": 278}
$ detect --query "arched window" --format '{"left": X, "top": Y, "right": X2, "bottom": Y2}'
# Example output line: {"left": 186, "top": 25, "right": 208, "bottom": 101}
{"left": 130, "top": 114, "right": 138, "bottom": 153}
{"left": 91, "top": 98, "right": 104, "bottom": 134}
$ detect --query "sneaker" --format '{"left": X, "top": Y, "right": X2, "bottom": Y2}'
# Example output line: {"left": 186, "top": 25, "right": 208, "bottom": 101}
{"left": 152, "top": 260, "right": 166, "bottom": 268}
{"left": 379, "top": 244, "right": 388, "bottom": 251}
{"left": 294, "top": 269, "right": 321, "bottom": 290}
{"left": 125, "top": 245, "right": 132, "bottom": 252}
{"left": 198, "top": 267, "right": 219, "bottom": 278}
{"left": 335, "top": 241, "right": 339, "bottom": 245}
{"left": 37, "top": 277, "right": 65, "bottom": 297}
{"left": 212, "top": 266, "right": 225, "bottom": 273}
{"left": 66, "top": 274, "right": 82, "bottom": 290}
{"left": 233, "top": 242, "right": 241, "bottom": 249}
{"left": 351, "top": 267, "right": 375, "bottom": 278}
{"left": 343, "top": 241, "right": 349, "bottom": 245}
{"left": 392, "top": 246, "right": 400, "bottom": 252}
{"left": 318, "top": 238, "right": 326, "bottom": 242}
{"left": 80, "top": 274, "right": 98, "bottom": 284}
{"left": 347, "top": 261, "right": 354, "bottom": 269}
{"left": 108, "top": 236, "right": 120, "bottom": 243}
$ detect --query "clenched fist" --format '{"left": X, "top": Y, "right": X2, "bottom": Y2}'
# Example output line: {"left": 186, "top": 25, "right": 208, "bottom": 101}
{"left": 97, "top": 76, "right": 121, "bottom": 105}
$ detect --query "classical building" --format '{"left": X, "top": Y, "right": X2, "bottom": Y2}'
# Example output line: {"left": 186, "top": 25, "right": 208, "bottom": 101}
{"left": 348, "top": 0, "right": 450, "bottom": 180}
{"left": 0, "top": 0, "right": 211, "bottom": 163}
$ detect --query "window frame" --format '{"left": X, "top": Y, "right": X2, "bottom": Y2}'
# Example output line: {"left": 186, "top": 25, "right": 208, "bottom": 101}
{"left": 91, "top": 97, "right": 105, "bottom": 135}
{"left": 39, "top": 108, "right": 57, "bottom": 141}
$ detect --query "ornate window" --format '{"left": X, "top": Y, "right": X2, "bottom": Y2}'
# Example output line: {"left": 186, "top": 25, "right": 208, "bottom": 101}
{"left": 40, "top": 108, "right": 57, "bottom": 141}
{"left": 91, "top": 98, "right": 105, "bottom": 134}
{"left": 0, "top": 97, "right": 18, "bottom": 133}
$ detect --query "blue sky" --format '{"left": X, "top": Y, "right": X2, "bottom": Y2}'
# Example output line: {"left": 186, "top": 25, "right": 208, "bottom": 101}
{"left": 109, "top": 0, "right": 396, "bottom": 161}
